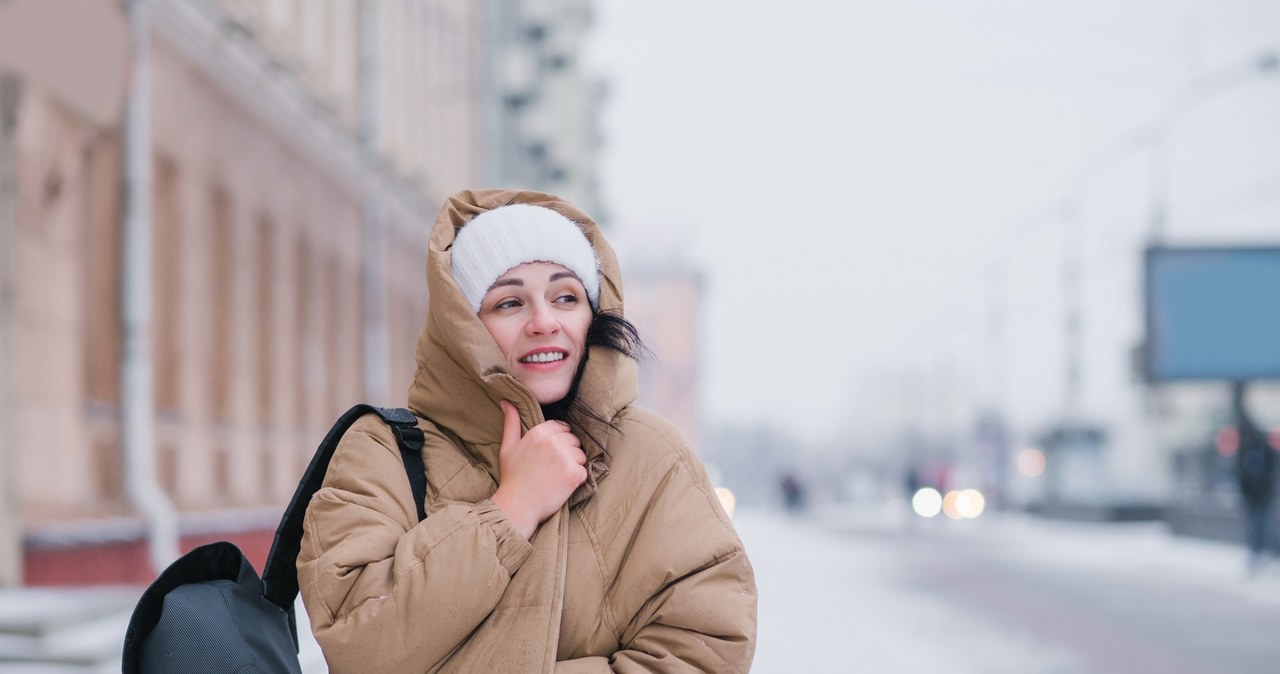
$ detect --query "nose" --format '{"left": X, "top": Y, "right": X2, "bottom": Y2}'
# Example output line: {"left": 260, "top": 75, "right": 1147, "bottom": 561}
{"left": 525, "top": 299, "right": 560, "bottom": 336}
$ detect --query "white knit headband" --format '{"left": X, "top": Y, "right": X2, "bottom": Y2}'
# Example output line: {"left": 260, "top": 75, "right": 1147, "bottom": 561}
{"left": 450, "top": 204, "right": 601, "bottom": 313}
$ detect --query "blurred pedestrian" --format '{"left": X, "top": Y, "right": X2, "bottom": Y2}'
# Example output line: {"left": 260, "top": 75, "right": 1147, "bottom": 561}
{"left": 780, "top": 471, "right": 806, "bottom": 513}
{"left": 1231, "top": 381, "right": 1278, "bottom": 575}
{"left": 904, "top": 465, "right": 922, "bottom": 498}
{"left": 297, "top": 189, "right": 757, "bottom": 672}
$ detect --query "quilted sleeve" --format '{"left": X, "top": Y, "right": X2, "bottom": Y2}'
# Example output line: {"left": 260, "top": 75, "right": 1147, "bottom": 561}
{"left": 297, "top": 415, "right": 532, "bottom": 674}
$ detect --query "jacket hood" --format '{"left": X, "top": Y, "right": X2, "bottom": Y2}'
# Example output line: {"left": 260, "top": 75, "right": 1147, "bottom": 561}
{"left": 407, "top": 189, "right": 638, "bottom": 481}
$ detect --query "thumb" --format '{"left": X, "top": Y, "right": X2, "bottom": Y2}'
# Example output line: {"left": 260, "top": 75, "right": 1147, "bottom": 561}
{"left": 500, "top": 400, "right": 523, "bottom": 449}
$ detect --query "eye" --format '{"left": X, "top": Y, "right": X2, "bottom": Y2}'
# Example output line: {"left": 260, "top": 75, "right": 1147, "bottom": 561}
{"left": 554, "top": 292, "right": 580, "bottom": 305}
{"left": 492, "top": 297, "right": 522, "bottom": 311}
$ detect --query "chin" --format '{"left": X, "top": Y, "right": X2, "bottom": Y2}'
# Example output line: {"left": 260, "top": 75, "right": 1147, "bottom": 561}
{"left": 534, "top": 392, "right": 571, "bottom": 406}
{"left": 531, "top": 383, "right": 573, "bottom": 406}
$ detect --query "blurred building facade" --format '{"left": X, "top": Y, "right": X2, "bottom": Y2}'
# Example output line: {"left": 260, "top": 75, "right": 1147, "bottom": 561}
{"left": 0, "top": 0, "right": 604, "bottom": 587}
{"left": 624, "top": 263, "right": 703, "bottom": 450}
{"left": 485, "top": 0, "right": 604, "bottom": 218}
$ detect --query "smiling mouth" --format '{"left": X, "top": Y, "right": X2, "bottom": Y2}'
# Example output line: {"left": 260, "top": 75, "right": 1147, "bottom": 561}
{"left": 521, "top": 351, "right": 566, "bottom": 364}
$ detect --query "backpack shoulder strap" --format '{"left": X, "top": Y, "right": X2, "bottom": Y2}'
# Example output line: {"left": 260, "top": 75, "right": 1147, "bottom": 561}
{"left": 261, "top": 404, "right": 426, "bottom": 611}
{"left": 374, "top": 406, "right": 428, "bottom": 521}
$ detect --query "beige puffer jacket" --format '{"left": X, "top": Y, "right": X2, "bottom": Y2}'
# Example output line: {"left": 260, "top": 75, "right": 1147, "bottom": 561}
{"left": 297, "top": 189, "right": 757, "bottom": 673}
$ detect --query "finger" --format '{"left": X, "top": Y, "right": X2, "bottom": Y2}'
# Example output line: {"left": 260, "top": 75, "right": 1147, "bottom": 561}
{"left": 557, "top": 431, "right": 582, "bottom": 452}
{"left": 500, "top": 401, "right": 523, "bottom": 450}
{"left": 536, "top": 420, "right": 577, "bottom": 442}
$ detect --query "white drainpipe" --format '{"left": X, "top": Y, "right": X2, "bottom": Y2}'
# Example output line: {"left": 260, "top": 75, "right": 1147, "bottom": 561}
{"left": 121, "top": 0, "right": 178, "bottom": 573}
{"left": 0, "top": 75, "right": 21, "bottom": 587}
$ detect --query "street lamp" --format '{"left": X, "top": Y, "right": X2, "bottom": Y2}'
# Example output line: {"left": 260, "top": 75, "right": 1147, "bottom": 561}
{"left": 1051, "top": 49, "right": 1280, "bottom": 405}
{"left": 1146, "top": 50, "right": 1279, "bottom": 244}
{"left": 1039, "top": 50, "right": 1277, "bottom": 503}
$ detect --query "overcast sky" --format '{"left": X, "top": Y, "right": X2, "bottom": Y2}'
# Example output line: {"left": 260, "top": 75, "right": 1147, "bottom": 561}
{"left": 583, "top": 0, "right": 1280, "bottom": 446}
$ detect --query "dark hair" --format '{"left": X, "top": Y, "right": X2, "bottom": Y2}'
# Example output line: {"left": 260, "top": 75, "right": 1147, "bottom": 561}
{"left": 540, "top": 310, "right": 648, "bottom": 441}
{"left": 584, "top": 309, "right": 647, "bottom": 361}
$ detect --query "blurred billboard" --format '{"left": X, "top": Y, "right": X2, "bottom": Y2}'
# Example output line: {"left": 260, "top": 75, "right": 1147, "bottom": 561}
{"left": 1145, "top": 246, "right": 1280, "bottom": 381}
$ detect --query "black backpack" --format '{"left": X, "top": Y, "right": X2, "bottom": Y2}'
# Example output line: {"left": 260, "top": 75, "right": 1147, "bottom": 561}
{"left": 121, "top": 405, "right": 428, "bottom": 674}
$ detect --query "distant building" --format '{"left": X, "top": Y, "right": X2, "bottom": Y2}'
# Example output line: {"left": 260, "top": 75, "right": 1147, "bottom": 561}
{"left": 624, "top": 262, "right": 704, "bottom": 450}
{"left": 0, "top": 0, "right": 603, "bottom": 587}
{"left": 485, "top": 0, "right": 604, "bottom": 218}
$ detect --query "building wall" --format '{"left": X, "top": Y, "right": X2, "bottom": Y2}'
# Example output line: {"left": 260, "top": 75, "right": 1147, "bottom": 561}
{"left": 5, "top": 0, "right": 608, "bottom": 587}
{"left": 487, "top": 0, "right": 603, "bottom": 217}
{"left": 14, "top": 91, "right": 97, "bottom": 522}
{"left": 625, "top": 267, "right": 703, "bottom": 449}
{"left": 145, "top": 37, "right": 366, "bottom": 510}
{"left": 9, "top": 0, "right": 492, "bottom": 585}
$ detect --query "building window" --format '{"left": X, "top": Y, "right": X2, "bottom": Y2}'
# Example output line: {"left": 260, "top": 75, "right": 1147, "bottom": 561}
{"left": 157, "top": 441, "right": 178, "bottom": 498}
{"left": 153, "top": 157, "right": 182, "bottom": 411}
{"left": 257, "top": 216, "right": 275, "bottom": 425}
{"left": 82, "top": 135, "right": 122, "bottom": 407}
{"left": 93, "top": 436, "right": 124, "bottom": 505}
{"left": 210, "top": 186, "right": 234, "bottom": 421}
{"left": 294, "top": 235, "right": 311, "bottom": 426}
{"left": 213, "top": 445, "right": 231, "bottom": 496}
{"left": 257, "top": 217, "right": 276, "bottom": 497}
{"left": 324, "top": 253, "right": 339, "bottom": 418}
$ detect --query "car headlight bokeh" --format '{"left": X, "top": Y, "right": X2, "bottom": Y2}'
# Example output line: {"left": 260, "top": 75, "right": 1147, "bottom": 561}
{"left": 911, "top": 487, "right": 943, "bottom": 518}
{"left": 912, "top": 487, "right": 985, "bottom": 519}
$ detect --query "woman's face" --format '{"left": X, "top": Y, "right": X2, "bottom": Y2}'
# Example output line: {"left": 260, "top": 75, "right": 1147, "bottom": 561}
{"left": 478, "top": 262, "right": 593, "bottom": 405}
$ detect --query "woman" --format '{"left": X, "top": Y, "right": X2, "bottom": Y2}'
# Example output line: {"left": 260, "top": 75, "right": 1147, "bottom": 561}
{"left": 297, "top": 189, "right": 757, "bottom": 673}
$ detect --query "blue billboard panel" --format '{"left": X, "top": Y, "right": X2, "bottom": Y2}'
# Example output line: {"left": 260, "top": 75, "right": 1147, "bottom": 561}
{"left": 1145, "top": 246, "right": 1280, "bottom": 381}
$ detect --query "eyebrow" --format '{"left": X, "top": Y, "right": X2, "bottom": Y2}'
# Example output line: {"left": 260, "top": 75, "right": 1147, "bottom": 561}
{"left": 489, "top": 270, "right": 581, "bottom": 291}
{"left": 550, "top": 271, "right": 582, "bottom": 283}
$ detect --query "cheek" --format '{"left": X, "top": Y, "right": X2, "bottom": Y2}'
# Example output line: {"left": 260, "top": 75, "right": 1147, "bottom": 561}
{"left": 568, "top": 314, "right": 593, "bottom": 352}
{"left": 480, "top": 317, "right": 521, "bottom": 360}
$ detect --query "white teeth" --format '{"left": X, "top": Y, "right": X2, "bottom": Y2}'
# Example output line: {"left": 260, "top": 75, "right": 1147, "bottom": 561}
{"left": 521, "top": 352, "right": 565, "bottom": 364}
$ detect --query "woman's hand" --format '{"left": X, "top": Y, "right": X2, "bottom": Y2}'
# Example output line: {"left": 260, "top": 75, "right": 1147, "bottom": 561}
{"left": 490, "top": 400, "right": 588, "bottom": 539}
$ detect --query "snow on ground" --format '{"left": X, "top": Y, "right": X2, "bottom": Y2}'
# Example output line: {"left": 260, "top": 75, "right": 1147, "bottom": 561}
{"left": 733, "top": 505, "right": 1279, "bottom": 674}
{"left": 737, "top": 507, "right": 1071, "bottom": 673}
{"left": 5, "top": 504, "right": 1274, "bottom": 673}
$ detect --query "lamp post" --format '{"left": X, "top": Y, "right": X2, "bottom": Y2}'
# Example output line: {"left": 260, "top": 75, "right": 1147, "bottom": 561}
{"left": 1146, "top": 50, "right": 1279, "bottom": 244}
{"left": 1039, "top": 52, "right": 1277, "bottom": 504}
{"left": 1054, "top": 118, "right": 1161, "bottom": 423}
{"left": 1053, "top": 49, "right": 1280, "bottom": 416}
{"left": 1139, "top": 50, "right": 1279, "bottom": 515}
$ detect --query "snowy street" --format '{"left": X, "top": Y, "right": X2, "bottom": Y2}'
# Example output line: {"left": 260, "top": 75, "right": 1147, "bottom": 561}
{"left": 4, "top": 507, "right": 1276, "bottom": 673}
{"left": 736, "top": 507, "right": 1280, "bottom": 674}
